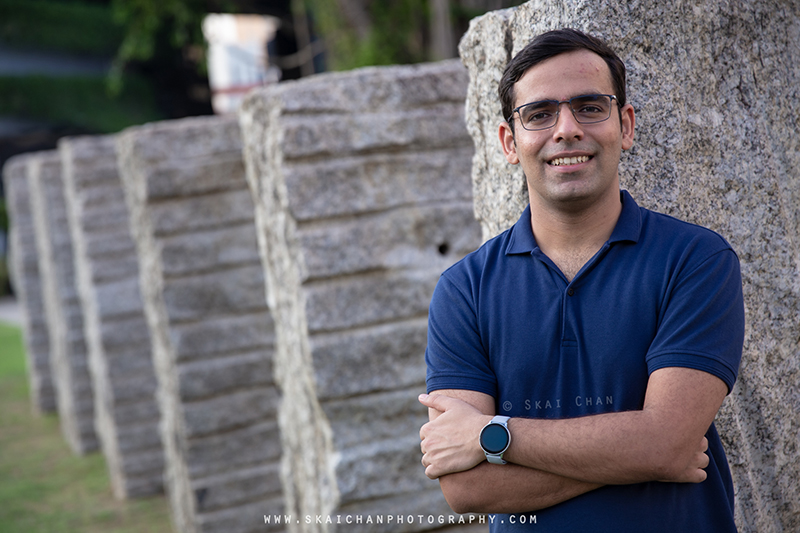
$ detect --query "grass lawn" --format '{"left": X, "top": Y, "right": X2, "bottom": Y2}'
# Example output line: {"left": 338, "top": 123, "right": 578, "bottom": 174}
{"left": 0, "top": 322, "right": 174, "bottom": 533}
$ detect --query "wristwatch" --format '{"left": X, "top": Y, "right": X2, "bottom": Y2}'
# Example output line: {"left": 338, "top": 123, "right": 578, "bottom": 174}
{"left": 479, "top": 415, "right": 511, "bottom": 464}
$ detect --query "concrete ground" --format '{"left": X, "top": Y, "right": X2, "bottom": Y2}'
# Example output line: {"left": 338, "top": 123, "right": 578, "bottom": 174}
{"left": 0, "top": 296, "right": 21, "bottom": 326}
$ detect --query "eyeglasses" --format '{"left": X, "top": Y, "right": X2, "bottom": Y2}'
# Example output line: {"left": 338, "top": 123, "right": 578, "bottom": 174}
{"left": 509, "top": 94, "right": 618, "bottom": 131}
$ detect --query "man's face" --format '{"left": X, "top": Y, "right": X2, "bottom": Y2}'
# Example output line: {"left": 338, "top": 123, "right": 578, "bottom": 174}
{"left": 499, "top": 49, "right": 635, "bottom": 213}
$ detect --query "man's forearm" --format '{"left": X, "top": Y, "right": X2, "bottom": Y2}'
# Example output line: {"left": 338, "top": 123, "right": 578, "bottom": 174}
{"left": 439, "top": 461, "right": 601, "bottom": 514}
{"left": 503, "top": 368, "right": 727, "bottom": 485}
{"left": 420, "top": 369, "right": 727, "bottom": 484}
{"left": 505, "top": 409, "right": 680, "bottom": 484}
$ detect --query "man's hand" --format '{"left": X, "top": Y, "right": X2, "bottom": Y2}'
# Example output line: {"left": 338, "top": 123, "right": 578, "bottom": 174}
{"left": 663, "top": 436, "right": 710, "bottom": 483}
{"left": 418, "top": 393, "right": 492, "bottom": 479}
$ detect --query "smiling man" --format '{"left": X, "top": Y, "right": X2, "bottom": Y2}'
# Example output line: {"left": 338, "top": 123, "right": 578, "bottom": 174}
{"left": 419, "top": 29, "right": 744, "bottom": 532}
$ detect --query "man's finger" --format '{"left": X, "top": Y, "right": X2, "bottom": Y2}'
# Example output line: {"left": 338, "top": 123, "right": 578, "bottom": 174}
{"left": 425, "top": 464, "right": 440, "bottom": 480}
{"left": 418, "top": 393, "right": 457, "bottom": 411}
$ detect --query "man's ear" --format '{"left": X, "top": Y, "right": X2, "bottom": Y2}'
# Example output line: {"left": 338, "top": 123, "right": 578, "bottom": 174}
{"left": 621, "top": 103, "right": 635, "bottom": 151}
{"left": 499, "top": 121, "right": 519, "bottom": 164}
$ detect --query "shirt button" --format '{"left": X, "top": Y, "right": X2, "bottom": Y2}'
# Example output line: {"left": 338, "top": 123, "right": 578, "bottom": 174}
{"left": 567, "top": 288, "right": 575, "bottom": 296}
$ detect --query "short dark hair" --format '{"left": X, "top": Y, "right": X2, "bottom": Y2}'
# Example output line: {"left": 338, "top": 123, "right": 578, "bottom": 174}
{"left": 499, "top": 28, "right": 627, "bottom": 131}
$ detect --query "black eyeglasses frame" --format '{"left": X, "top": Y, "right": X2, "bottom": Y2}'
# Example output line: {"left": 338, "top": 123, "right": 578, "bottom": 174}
{"left": 508, "top": 94, "right": 619, "bottom": 131}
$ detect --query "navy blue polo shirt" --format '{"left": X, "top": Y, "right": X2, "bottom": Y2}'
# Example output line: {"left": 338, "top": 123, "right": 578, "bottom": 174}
{"left": 426, "top": 190, "right": 744, "bottom": 532}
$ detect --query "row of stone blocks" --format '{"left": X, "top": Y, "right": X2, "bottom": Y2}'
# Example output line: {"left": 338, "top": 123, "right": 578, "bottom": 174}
{"left": 3, "top": 59, "right": 483, "bottom": 533}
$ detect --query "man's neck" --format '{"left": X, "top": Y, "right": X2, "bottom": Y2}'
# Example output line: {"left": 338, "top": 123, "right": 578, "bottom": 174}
{"left": 529, "top": 188, "right": 623, "bottom": 281}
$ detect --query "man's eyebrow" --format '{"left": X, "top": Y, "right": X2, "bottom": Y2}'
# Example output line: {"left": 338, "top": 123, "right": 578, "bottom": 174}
{"left": 520, "top": 90, "right": 608, "bottom": 105}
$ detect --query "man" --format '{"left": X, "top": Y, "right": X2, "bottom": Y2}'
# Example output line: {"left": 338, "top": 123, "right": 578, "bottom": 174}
{"left": 419, "top": 28, "right": 744, "bottom": 532}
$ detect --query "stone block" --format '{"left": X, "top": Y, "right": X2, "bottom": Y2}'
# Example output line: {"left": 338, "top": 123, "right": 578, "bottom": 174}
{"left": 27, "top": 150, "right": 98, "bottom": 455}
{"left": 192, "top": 464, "right": 283, "bottom": 513}
{"left": 271, "top": 61, "right": 469, "bottom": 113}
{"left": 303, "top": 270, "right": 440, "bottom": 333}
{"left": 197, "top": 497, "right": 285, "bottom": 533}
{"left": 160, "top": 223, "right": 261, "bottom": 277}
{"left": 160, "top": 264, "right": 267, "bottom": 323}
{"left": 118, "top": 117, "right": 243, "bottom": 197}
{"left": 321, "top": 389, "right": 429, "bottom": 450}
{"left": 283, "top": 149, "right": 474, "bottom": 221}
{"left": 309, "top": 321, "right": 428, "bottom": 401}
{"left": 102, "top": 370, "right": 158, "bottom": 404}
{"left": 296, "top": 204, "right": 481, "bottom": 280}
{"left": 112, "top": 418, "right": 165, "bottom": 452}
{"left": 85, "top": 254, "right": 141, "bottom": 285}
{"left": 181, "top": 387, "right": 279, "bottom": 438}
{"left": 460, "top": 1, "right": 800, "bottom": 530}
{"left": 148, "top": 187, "right": 255, "bottom": 237}
{"left": 184, "top": 420, "right": 282, "bottom": 479}
{"left": 60, "top": 134, "right": 164, "bottom": 499}
{"left": 335, "top": 436, "right": 434, "bottom": 504}
{"left": 239, "top": 59, "right": 482, "bottom": 532}
{"left": 170, "top": 311, "right": 274, "bottom": 362}
{"left": 2, "top": 154, "right": 56, "bottom": 413}
{"left": 177, "top": 352, "right": 275, "bottom": 401}
{"left": 170, "top": 312, "right": 274, "bottom": 362}
{"left": 99, "top": 314, "right": 153, "bottom": 355}
{"left": 91, "top": 277, "right": 146, "bottom": 319}
{"left": 116, "top": 115, "right": 281, "bottom": 533}
{"left": 280, "top": 106, "right": 471, "bottom": 160}
{"left": 81, "top": 226, "right": 139, "bottom": 257}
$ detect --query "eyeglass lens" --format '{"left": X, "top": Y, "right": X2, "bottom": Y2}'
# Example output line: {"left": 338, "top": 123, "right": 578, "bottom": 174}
{"left": 516, "top": 95, "right": 613, "bottom": 131}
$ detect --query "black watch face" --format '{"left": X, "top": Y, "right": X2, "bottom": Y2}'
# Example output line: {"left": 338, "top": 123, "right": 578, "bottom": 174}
{"left": 480, "top": 424, "right": 509, "bottom": 454}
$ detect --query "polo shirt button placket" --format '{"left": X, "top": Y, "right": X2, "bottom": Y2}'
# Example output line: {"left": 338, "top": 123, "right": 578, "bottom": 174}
{"left": 567, "top": 287, "right": 575, "bottom": 296}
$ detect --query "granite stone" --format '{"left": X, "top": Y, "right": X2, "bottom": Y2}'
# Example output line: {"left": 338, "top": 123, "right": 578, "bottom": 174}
{"left": 2, "top": 154, "right": 56, "bottom": 414}
{"left": 26, "top": 150, "right": 98, "bottom": 455}
{"left": 116, "top": 115, "right": 282, "bottom": 533}
{"left": 460, "top": 1, "right": 800, "bottom": 530}
{"left": 239, "top": 59, "right": 483, "bottom": 533}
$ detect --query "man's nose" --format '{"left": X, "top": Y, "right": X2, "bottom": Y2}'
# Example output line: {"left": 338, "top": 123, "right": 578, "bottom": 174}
{"left": 552, "top": 102, "right": 584, "bottom": 141}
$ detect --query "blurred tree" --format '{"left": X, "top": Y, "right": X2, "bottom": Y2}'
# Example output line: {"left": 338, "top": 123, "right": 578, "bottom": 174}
{"left": 305, "top": 0, "right": 526, "bottom": 71}
{"left": 108, "top": 0, "right": 233, "bottom": 92}
{"left": 0, "top": 0, "right": 123, "bottom": 54}
{"left": 108, "top": 0, "right": 528, "bottom": 80}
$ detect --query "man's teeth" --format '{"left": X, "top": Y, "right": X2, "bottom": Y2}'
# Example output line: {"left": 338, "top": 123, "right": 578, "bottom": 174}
{"left": 549, "top": 155, "right": 590, "bottom": 166}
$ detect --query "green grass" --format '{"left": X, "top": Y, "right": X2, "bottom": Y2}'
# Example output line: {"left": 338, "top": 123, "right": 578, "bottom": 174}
{"left": 0, "top": 322, "right": 174, "bottom": 533}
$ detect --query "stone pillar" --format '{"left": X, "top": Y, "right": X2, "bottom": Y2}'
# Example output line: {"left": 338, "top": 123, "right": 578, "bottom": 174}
{"left": 27, "top": 150, "right": 98, "bottom": 455}
{"left": 116, "top": 116, "right": 282, "bottom": 533}
{"left": 59, "top": 134, "right": 164, "bottom": 498}
{"left": 459, "top": 2, "right": 800, "bottom": 531}
{"left": 239, "top": 59, "right": 482, "bottom": 532}
{"left": 2, "top": 154, "right": 56, "bottom": 414}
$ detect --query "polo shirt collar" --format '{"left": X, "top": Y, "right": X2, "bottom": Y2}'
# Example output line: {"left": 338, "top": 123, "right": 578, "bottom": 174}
{"left": 505, "top": 189, "right": 642, "bottom": 256}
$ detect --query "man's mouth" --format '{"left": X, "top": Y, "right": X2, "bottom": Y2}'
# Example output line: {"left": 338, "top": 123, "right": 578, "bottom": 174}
{"left": 548, "top": 155, "right": 591, "bottom": 166}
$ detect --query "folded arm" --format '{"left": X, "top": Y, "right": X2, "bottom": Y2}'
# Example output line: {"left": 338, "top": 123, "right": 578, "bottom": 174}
{"left": 420, "top": 366, "right": 726, "bottom": 487}
{"left": 421, "top": 388, "right": 601, "bottom": 514}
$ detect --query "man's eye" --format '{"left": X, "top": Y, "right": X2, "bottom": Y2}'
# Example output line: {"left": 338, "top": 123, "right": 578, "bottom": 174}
{"left": 521, "top": 107, "right": 554, "bottom": 123}
{"left": 526, "top": 111, "right": 551, "bottom": 122}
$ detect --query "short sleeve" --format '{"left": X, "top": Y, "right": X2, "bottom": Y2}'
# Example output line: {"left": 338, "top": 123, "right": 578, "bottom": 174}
{"left": 646, "top": 248, "right": 745, "bottom": 392}
{"left": 425, "top": 271, "right": 498, "bottom": 396}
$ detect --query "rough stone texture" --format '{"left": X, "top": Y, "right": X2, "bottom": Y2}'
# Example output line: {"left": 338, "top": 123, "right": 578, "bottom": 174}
{"left": 2, "top": 154, "right": 56, "bottom": 414}
{"left": 26, "top": 150, "right": 98, "bottom": 455}
{"left": 460, "top": 2, "right": 800, "bottom": 531}
{"left": 59, "top": 134, "right": 164, "bottom": 499}
{"left": 116, "top": 116, "right": 282, "bottom": 533}
{"left": 239, "top": 59, "right": 482, "bottom": 532}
